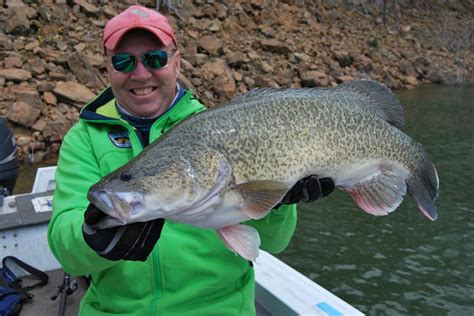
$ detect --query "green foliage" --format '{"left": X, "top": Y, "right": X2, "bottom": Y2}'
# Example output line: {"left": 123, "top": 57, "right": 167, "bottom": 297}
{"left": 367, "top": 37, "right": 381, "bottom": 49}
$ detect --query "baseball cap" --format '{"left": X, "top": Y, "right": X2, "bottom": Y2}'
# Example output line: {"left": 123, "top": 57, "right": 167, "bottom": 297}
{"left": 103, "top": 5, "right": 177, "bottom": 50}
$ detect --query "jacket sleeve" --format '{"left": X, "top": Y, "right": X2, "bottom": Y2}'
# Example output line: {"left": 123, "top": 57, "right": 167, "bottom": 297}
{"left": 245, "top": 204, "right": 297, "bottom": 254}
{"left": 47, "top": 123, "right": 117, "bottom": 276}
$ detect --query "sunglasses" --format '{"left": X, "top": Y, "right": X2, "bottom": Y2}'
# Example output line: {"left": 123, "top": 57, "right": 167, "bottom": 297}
{"left": 110, "top": 49, "right": 174, "bottom": 73}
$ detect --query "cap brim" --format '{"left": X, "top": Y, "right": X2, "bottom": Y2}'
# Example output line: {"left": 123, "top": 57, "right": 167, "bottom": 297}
{"left": 104, "top": 25, "right": 174, "bottom": 50}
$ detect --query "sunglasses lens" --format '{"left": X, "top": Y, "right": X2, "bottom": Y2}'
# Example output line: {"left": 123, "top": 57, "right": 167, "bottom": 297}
{"left": 142, "top": 50, "right": 169, "bottom": 69}
{"left": 111, "top": 54, "right": 135, "bottom": 73}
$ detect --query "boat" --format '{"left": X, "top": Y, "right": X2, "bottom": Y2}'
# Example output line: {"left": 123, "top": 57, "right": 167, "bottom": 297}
{"left": 0, "top": 120, "right": 363, "bottom": 315}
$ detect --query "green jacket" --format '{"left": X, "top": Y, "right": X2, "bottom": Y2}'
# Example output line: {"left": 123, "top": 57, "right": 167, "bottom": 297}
{"left": 47, "top": 87, "right": 297, "bottom": 316}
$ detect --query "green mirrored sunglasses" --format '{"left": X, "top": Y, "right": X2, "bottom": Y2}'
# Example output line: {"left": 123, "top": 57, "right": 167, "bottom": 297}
{"left": 111, "top": 50, "right": 173, "bottom": 73}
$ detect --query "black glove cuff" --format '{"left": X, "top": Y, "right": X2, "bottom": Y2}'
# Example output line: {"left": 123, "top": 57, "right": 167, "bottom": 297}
{"left": 319, "top": 177, "right": 336, "bottom": 197}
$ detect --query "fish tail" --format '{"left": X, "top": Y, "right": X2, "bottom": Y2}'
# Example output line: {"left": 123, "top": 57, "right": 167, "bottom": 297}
{"left": 407, "top": 145, "right": 439, "bottom": 221}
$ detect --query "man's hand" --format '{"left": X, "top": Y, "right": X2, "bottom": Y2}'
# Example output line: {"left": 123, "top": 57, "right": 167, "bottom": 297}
{"left": 276, "top": 175, "right": 335, "bottom": 208}
{"left": 82, "top": 204, "right": 164, "bottom": 261}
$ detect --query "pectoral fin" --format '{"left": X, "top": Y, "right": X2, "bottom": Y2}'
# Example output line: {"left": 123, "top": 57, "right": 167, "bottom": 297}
{"left": 233, "top": 180, "right": 289, "bottom": 219}
{"left": 216, "top": 224, "right": 261, "bottom": 261}
{"left": 344, "top": 168, "right": 407, "bottom": 216}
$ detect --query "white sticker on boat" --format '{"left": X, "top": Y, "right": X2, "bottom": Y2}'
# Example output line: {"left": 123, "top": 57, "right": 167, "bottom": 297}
{"left": 32, "top": 196, "right": 53, "bottom": 213}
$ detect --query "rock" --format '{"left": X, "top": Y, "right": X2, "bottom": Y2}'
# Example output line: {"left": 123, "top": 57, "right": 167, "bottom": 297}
{"left": 83, "top": 54, "right": 104, "bottom": 68}
{"left": 198, "top": 35, "right": 223, "bottom": 56}
{"left": 0, "top": 69, "right": 32, "bottom": 82}
{"left": 73, "top": 0, "right": 100, "bottom": 16}
{"left": 43, "top": 91, "right": 57, "bottom": 105}
{"left": 332, "top": 50, "right": 354, "bottom": 67}
{"left": 259, "top": 61, "right": 274, "bottom": 73}
{"left": 335, "top": 75, "right": 355, "bottom": 83}
{"left": 227, "top": 52, "right": 247, "bottom": 68}
{"left": 53, "top": 81, "right": 96, "bottom": 106}
{"left": 4, "top": 7, "right": 35, "bottom": 35}
{"left": 24, "top": 40, "right": 40, "bottom": 51}
{"left": 260, "top": 26, "right": 276, "bottom": 37}
{"left": 293, "top": 52, "right": 311, "bottom": 63}
{"left": 401, "top": 25, "right": 411, "bottom": 33}
{"left": 274, "top": 67, "right": 293, "bottom": 86}
{"left": 301, "top": 70, "right": 329, "bottom": 87}
{"left": 243, "top": 76, "right": 256, "bottom": 88}
{"left": 0, "top": 33, "right": 14, "bottom": 50}
{"left": 254, "top": 76, "right": 278, "bottom": 88}
{"left": 42, "top": 118, "right": 70, "bottom": 142}
{"left": 7, "top": 101, "right": 41, "bottom": 127}
{"left": 399, "top": 63, "right": 418, "bottom": 77}
{"left": 67, "top": 55, "right": 104, "bottom": 89}
{"left": 37, "top": 82, "right": 55, "bottom": 92}
{"left": 260, "top": 39, "right": 292, "bottom": 54}
{"left": 213, "top": 72, "right": 237, "bottom": 98}
{"left": 74, "top": 43, "right": 86, "bottom": 52}
{"left": 103, "top": 5, "right": 118, "bottom": 17}
{"left": 32, "top": 118, "right": 48, "bottom": 132}
{"left": 4, "top": 56, "right": 23, "bottom": 68}
{"left": 209, "top": 20, "right": 222, "bottom": 32}
{"left": 201, "top": 58, "right": 227, "bottom": 76}
{"left": 13, "top": 87, "right": 43, "bottom": 108}
{"left": 403, "top": 75, "right": 418, "bottom": 86}
{"left": 49, "top": 72, "right": 69, "bottom": 81}
{"left": 415, "top": 56, "right": 430, "bottom": 67}
{"left": 30, "top": 60, "right": 46, "bottom": 76}
{"left": 0, "top": 1, "right": 470, "bottom": 163}
{"left": 427, "top": 71, "right": 443, "bottom": 84}
{"left": 239, "top": 12, "right": 256, "bottom": 30}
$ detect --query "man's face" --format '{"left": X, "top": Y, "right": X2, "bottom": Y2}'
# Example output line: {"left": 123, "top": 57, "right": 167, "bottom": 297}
{"left": 105, "top": 29, "right": 180, "bottom": 119}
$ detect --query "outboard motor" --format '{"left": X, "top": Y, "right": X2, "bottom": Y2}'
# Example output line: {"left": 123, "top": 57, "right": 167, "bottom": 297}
{"left": 0, "top": 117, "right": 19, "bottom": 201}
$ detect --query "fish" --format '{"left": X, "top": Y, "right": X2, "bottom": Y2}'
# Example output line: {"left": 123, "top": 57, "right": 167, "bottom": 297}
{"left": 88, "top": 80, "right": 439, "bottom": 261}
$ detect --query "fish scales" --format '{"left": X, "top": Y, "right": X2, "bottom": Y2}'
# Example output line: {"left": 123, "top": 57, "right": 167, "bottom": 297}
{"left": 88, "top": 80, "right": 439, "bottom": 261}
{"left": 154, "top": 88, "right": 414, "bottom": 185}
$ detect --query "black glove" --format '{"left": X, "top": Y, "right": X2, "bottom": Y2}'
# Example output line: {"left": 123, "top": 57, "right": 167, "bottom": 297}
{"left": 276, "top": 175, "right": 335, "bottom": 208}
{"left": 82, "top": 203, "right": 165, "bottom": 261}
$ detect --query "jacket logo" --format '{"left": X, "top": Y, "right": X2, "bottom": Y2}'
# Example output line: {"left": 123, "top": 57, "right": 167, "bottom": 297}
{"left": 108, "top": 131, "right": 131, "bottom": 148}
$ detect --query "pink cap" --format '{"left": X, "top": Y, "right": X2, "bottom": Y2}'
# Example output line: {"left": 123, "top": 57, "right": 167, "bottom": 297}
{"left": 103, "top": 5, "right": 177, "bottom": 50}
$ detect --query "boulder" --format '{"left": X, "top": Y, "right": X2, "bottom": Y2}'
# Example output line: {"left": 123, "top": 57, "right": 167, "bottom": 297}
{"left": 53, "top": 81, "right": 96, "bottom": 106}
{"left": 7, "top": 101, "right": 41, "bottom": 127}
{"left": 0, "top": 69, "right": 32, "bottom": 82}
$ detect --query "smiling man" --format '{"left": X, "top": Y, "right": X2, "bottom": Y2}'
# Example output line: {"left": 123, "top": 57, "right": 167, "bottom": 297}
{"left": 48, "top": 5, "right": 333, "bottom": 316}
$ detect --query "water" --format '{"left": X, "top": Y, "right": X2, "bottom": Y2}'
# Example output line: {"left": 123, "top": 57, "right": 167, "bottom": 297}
{"left": 13, "top": 85, "right": 473, "bottom": 314}
{"left": 278, "top": 85, "right": 474, "bottom": 315}
{"left": 14, "top": 158, "right": 57, "bottom": 194}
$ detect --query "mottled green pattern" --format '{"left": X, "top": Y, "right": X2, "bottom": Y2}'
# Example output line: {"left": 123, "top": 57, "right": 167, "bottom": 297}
{"left": 144, "top": 82, "right": 427, "bottom": 183}
{"left": 95, "top": 80, "right": 437, "bottom": 219}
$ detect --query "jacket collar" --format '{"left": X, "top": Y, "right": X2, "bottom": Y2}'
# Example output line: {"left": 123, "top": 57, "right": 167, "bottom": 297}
{"left": 79, "top": 86, "right": 203, "bottom": 129}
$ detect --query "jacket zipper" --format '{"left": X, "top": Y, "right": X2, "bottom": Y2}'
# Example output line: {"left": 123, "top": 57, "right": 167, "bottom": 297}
{"left": 148, "top": 249, "right": 162, "bottom": 315}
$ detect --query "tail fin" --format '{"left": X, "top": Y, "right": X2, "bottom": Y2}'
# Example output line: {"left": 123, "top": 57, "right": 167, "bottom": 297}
{"left": 407, "top": 145, "right": 439, "bottom": 221}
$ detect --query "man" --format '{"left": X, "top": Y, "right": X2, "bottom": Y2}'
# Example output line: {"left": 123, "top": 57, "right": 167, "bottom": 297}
{"left": 48, "top": 5, "right": 334, "bottom": 315}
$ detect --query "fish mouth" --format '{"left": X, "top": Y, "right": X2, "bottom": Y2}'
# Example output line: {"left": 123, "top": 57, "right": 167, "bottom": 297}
{"left": 88, "top": 190, "right": 145, "bottom": 227}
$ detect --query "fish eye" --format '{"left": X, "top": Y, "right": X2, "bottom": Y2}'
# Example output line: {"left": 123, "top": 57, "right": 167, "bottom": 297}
{"left": 120, "top": 171, "right": 132, "bottom": 182}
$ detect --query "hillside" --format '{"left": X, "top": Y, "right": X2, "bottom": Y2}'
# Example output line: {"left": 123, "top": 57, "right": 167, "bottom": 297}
{"left": 0, "top": 0, "right": 472, "bottom": 162}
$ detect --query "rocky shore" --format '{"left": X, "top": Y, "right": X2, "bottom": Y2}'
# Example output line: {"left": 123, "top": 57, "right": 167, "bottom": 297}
{"left": 1, "top": 0, "right": 472, "bottom": 163}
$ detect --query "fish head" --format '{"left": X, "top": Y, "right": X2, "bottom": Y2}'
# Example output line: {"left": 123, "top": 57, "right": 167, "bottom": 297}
{"left": 87, "top": 146, "right": 231, "bottom": 227}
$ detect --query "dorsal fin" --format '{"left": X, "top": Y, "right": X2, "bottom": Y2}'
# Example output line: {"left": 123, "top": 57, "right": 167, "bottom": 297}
{"left": 337, "top": 80, "right": 405, "bottom": 128}
{"left": 222, "top": 88, "right": 284, "bottom": 106}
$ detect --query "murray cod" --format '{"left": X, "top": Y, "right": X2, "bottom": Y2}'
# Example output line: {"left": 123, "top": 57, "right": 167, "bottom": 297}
{"left": 88, "top": 80, "right": 439, "bottom": 261}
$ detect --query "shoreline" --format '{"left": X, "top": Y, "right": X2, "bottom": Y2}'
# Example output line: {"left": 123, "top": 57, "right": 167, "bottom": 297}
{"left": 0, "top": 1, "right": 472, "bottom": 163}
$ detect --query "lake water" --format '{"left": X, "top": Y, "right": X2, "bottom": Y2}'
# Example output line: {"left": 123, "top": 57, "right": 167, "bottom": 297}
{"left": 278, "top": 85, "right": 474, "bottom": 315}
{"left": 13, "top": 85, "right": 473, "bottom": 314}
